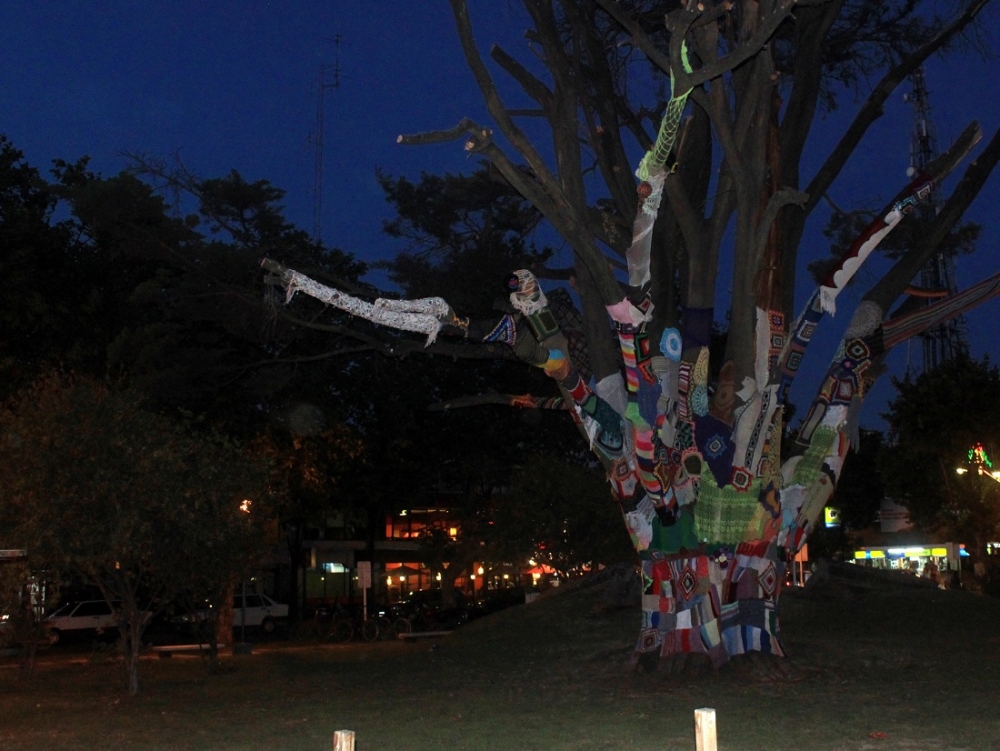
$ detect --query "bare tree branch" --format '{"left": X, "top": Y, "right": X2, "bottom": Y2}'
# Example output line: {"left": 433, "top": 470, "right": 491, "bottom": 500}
{"left": 595, "top": 0, "right": 798, "bottom": 92}
{"left": 448, "top": 0, "right": 564, "bottom": 202}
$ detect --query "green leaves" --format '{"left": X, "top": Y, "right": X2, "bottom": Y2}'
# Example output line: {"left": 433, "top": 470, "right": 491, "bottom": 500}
{"left": 881, "top": 356, "right": 1000, "bottom": 538}
{"left": 0, "top": 373, "right": 272, "bottom": 615}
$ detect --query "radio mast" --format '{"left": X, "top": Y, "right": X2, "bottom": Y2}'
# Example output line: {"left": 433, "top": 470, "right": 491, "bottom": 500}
{"left": 309, "top": 35, "right": 341, "bottom": 245}
{"left": 905, "top": 66, "right": 967, "bottom": 371}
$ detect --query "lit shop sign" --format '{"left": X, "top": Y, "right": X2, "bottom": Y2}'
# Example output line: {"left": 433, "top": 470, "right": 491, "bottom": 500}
{"left": 854, "top": 547, "right": 949, "bottom": 559}
{"left": 854, "top": 545, "right": 968, "bottom": 560}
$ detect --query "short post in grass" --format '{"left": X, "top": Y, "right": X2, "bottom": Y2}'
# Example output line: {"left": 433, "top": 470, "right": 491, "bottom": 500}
{"left": 694, "top": 708, "right": 717, "bottom": 751}
{"left": 333, "top": 729, "right": 355, "bottom": 751}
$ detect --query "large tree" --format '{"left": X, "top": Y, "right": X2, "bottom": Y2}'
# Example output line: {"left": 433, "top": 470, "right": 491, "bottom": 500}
{"left": 46, "top": 157, "right": 369, "bottom": 427}
{"left": 259, "top": 0, "right": 1000, "bottom": 669}
{"left": 0, "top": 138, "right": 105, "bottom": 396}
{"left": 262, "top": 0, "right": 1000, "bottom": 670}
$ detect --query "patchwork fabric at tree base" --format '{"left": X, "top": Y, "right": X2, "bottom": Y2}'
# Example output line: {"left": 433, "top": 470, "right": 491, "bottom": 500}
{"left": 638, "top": 542, "right": 784, "bottom": 667}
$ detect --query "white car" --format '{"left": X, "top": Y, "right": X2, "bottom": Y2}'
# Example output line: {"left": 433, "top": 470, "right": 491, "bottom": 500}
{"left": 44, "top": 600, "right": 151, "bottom": 644}
{"left": 233, "top": 594, "right": 288, "bottom": 633}
{"left": 172, "top": 594, "right": 288, "bottom": 635}
{"left": 0, "top": 613, "right": 13, "bottom": 646}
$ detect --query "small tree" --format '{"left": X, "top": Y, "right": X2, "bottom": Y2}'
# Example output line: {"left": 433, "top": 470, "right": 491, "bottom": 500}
{"left": 0, "top": 374, "right": 271, "bottom": 694}
{"left": 498, "top": 455, "right": 636, "bottom": 578}
{"left": 881, "top": 356, "right": 1000, "bottom": 573}
{"left": 0, "top": 560, "right": 57, "bottom": 680}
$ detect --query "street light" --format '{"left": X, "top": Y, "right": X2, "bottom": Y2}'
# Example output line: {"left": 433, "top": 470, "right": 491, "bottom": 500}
{"left": 236, "top": 500, "right": 252, "bottom": 655}
{"left": 956, "top": 443, "right": 1000, "bottom": 484}
{"left": 956, "top": 466, "right": 1000, "bottom": 483}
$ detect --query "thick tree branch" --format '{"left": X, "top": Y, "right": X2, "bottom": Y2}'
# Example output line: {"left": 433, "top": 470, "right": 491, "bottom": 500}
{"left": 428, "top": 392, "right": 570, "bottom": 412}
{"left": 568, "top": 0, "right": 643, "bottom": 219}
{"left": 777, "top": 0, "right": 843, "bottom": 182}
{"left": 442, "top": 2, "right": 623, "bottom": 310}
{"left": 490, "top": 44, "right": 554, "bottom": 108}
{"left": 529, "top": 263, "right": 575, "bottom": 281}
{"left": 521, "top": 1, "right": 590, "bottom": 218}
{"left": 671, "top": 0, "right": 796, "bottom": 92}
{"left": 662, "top": 170, "right": 706, "bottom": 260}
{"left": 865, "top": 125, "right": 1000, "bottom": 313}
{"left": 752, "top": 187, "right": 809, "bottom": 272}
{"left": 401, "top": 119, "right": 565, "bottom": 227}
{"left": 396, "top": 118, "right": 480, "bottom": 146}
{"left": 261, "top": 256, "right": 582, "bottom": 376}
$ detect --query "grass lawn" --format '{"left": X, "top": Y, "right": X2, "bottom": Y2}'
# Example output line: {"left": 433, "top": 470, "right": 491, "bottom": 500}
{"left": 2, "top": 575, "right": 1000, "bottom": 751}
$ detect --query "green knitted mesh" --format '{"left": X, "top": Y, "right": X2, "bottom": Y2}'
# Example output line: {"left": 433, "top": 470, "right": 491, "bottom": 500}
{"left": 637, "top": 42, "right": 693, "bottom": 181}
{"left": 791, "top": 426, "right": 838, "bottom": 487}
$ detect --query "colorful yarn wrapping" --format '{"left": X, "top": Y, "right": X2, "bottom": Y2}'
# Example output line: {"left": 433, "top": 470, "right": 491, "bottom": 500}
{"left": 818, "top": 177, "right": 933, "bottom": 314}
{"left": 483, "top": 314, "right": 516, "bottom": 346}
{"left": 883, "top": 270, "right": 1000, "bottom": 348}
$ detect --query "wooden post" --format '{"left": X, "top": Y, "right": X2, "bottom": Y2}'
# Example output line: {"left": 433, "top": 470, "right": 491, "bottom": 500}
{"left": 333, "top": 729, "right": 355, "bottom": 751}
{"left": 694, "top": 708, "right": 717, "bottom": 751}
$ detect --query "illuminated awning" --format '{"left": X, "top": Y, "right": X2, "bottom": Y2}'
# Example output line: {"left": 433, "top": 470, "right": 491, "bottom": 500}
{"left": 524, "top": 564, "right": 557, "bottom": 576}
{"left": 853, "top": 545, "right": 963, "bottom": 559}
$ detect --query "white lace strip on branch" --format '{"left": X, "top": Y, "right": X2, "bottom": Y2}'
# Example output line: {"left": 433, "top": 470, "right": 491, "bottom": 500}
{"left": 282, "top": 269, "right": 459, "bottom": 345}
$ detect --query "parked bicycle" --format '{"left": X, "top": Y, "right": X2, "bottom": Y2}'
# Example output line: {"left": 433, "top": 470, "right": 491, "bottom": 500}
{"left": 369, "top": 608, "right": 412, "bottom": 640}
{"left": 289, "top": 605, "right": 355, "bottom": 643}
{"left": 386, "top": 590, "right": 470, "bottom": 635}
{"left": 353, "top": 607, "right": 403, "bottom": 641}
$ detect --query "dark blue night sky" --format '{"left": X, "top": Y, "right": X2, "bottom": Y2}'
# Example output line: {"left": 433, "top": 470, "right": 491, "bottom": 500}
{"left": 3, "top": 1, "right": 1000, "bottom": 430}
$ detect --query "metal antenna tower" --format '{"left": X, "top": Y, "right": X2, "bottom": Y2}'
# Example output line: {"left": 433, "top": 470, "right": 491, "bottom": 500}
{"left": 904, "top": 66, "right": 967, "bottom": 371}
{"left": 309, "top": 35, "right": 341, "bottom": 244}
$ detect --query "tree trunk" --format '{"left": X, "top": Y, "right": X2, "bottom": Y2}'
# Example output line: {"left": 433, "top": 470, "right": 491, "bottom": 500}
{"left": 125, "top": 617, "right": 142, "bottom": 696}
{"left": 216, "top": 581, "right": 235, "bottom": 661}
{"left": 286, "top": 523, "right": 304, "bottom": 623}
